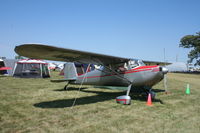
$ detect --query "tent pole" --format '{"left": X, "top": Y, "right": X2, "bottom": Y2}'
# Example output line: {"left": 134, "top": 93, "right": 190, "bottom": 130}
{"left": 40, "top": 64, "right": 42, "bottom": 77}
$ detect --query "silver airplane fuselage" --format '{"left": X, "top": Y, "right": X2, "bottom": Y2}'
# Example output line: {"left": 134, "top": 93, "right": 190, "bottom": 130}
{"left": 70, "top": 65, "right": 167, "bottom": 89}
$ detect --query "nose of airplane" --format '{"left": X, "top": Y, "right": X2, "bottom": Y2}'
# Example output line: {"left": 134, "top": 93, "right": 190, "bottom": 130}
{"left": 161, "top": 67, "right": 168, "bottom": 74}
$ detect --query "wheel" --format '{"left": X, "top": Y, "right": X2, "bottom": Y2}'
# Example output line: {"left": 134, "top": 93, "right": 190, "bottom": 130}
{"left": 64, "top": 85, "right": 68, "bottom": 90}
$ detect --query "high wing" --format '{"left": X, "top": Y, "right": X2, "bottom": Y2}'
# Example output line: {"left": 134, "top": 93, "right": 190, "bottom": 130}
{"left": 15, "top": 44, "right": 130, "bottom": 65}
{"left": 15, "top": 44, "right": 171, "bottom": 66}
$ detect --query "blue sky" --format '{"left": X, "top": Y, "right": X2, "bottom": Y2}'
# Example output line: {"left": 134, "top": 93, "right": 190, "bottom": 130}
{"left": 0, "top": 0, "right": 200, "bottom": 63}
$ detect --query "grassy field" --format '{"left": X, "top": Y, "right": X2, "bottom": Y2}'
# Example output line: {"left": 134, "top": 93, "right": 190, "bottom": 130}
{"left": 0, "top": 72, "right": 200, "bottom": 133}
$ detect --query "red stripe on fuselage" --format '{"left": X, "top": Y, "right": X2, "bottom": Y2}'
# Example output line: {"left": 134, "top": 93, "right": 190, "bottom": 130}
{"left": 78, "top": 65, "right": 159, "bottom": 79}
{"left": 126, "top": 65, "right": 158, "bottom": 71}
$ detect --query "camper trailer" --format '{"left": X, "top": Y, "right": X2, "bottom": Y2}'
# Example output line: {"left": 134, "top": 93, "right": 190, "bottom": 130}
{"left": 0, "top": 59, "right": 17, "bottom": 76}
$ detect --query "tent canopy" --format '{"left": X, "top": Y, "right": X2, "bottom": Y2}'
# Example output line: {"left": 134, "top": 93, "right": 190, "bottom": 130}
{"left": 13, "top": 59, "right": 50, "bottom": 78}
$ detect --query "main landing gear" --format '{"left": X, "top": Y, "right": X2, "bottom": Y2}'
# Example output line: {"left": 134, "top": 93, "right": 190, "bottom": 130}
{"left": 116, "top": 85, "right": 156, "bottom": 105}
{"left": 116, "top": 84, "right": 132, "bottom": 105}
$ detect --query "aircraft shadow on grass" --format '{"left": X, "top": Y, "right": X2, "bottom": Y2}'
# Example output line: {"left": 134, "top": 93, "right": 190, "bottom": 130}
{"left": 0, "top": 75, "right": 9, "bottom": 78}
{"left": 34, "top": 86, "right": 164, "bottom": 108}
{"left": 53, "top": 87, "right": 88, "bottom": 92}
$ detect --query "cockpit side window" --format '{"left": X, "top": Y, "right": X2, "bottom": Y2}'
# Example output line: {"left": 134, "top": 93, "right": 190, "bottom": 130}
{"left": 128, "top": 60, "right": 139, "bottom": 69}
{"left": 138, "top": 60, "right": 146, "bottom": 66}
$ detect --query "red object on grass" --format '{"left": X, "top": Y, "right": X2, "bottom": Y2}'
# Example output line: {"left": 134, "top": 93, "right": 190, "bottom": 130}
{"left": 0, "top": 67, "right": 12, "bottom": 70}
{"left": 146, "top": 93, "right": 153, "bottom": 106}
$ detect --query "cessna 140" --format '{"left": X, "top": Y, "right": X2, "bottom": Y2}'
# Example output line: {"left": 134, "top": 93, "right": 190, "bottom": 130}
{"left": 15, "top": 44, "right": 169, "bottom": 105}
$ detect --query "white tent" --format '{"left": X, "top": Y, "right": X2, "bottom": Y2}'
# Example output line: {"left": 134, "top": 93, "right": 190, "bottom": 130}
{"left": 13, "top": 59, "right": 50, "bottom": 78}
{"left": 166, "top": 62, "right": 187, "bottom": 72}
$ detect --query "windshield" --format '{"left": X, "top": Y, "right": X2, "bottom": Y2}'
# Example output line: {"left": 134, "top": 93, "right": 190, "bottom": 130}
{"left": 128, "top": 59, "right": 139, "bottom": 69}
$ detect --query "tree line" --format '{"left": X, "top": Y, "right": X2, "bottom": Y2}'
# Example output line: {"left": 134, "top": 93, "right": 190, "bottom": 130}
{"left": 180, "top": 32, "right": 200, "bottom": 65}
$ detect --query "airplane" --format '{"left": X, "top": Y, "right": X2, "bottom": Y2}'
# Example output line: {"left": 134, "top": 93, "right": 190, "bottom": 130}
{"left": 15, "top": 44, "right": 170, "bottom": 105}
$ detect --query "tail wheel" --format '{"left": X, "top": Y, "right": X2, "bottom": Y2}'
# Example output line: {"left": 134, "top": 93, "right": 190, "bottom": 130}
{"left": 64, "top": 84, "right": 69, "bottom": 90}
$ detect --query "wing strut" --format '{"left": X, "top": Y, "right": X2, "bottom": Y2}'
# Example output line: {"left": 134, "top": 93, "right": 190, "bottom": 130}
{"left": 71, "top": 64, "right": 91, "bottom": 108}
{"left": 78, "top": 59, "right": 132, "bottom": 85}
{"left": 103, "top": 65, "right": 133, "bottom": 85}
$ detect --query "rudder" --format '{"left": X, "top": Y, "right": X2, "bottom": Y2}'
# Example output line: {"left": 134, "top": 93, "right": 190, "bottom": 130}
{"left": 64, "top": 62, "right": 78, "bottom": 80}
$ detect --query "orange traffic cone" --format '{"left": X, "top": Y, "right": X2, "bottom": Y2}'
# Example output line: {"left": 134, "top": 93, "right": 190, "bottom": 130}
{"left": 146, "top": 93, "right": 153, "bottom": 106}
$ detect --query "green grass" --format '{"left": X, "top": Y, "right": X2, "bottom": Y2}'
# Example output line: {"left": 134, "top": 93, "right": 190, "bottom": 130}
{"left": 0, "top": 72, "right": 200, "bottom": 133}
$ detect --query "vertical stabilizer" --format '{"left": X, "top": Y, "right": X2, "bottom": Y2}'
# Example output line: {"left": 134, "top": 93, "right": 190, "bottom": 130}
{"left": 64, "top": 62, "right": 78, "bottom": 80}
